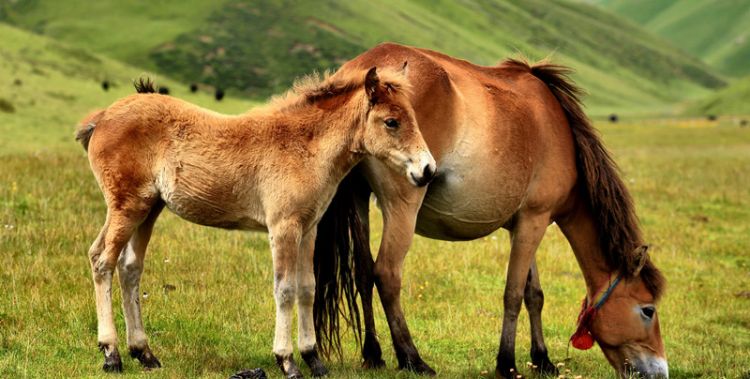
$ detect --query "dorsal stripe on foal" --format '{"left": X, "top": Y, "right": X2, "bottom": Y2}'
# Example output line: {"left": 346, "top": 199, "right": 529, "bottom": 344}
{"left": 503, "top": 58, "right": 665, "bottom": 300}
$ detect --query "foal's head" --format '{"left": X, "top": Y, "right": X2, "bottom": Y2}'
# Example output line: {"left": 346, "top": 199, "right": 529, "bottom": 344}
{"left": 579, "top": 247, "right": 668, "bottom": 378}
{"left": 357, "top": 66, "right": 436, "bottom": 187}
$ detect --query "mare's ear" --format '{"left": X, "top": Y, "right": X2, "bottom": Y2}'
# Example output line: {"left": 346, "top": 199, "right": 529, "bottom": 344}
{"left": 365, "top": 67, "right": 380, "bottom": 105}
{"left": 632, "top": 245, "right": 650, "bottom": 276}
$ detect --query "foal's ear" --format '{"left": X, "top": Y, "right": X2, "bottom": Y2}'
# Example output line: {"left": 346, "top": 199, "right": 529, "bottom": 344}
{"left": 365, "top": 67, "right": 380, "bottom": 104}
{"left": 632, "top": 245, "right": 650, "bottom": 276}
{"left": 400, "top": 61, "right": 409, "bottom": 77}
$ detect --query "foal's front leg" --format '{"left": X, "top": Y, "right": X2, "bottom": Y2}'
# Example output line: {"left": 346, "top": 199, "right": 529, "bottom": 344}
{"left": 270, "top": 222, "right": 304, "bottom": 379}
{"left": 297, "top": 230, "right": 328, "bottom": 377}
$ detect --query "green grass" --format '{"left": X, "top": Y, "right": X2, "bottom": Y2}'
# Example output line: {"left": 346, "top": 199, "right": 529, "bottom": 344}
{"left": 1, "top": 120, "right": 749, "bottom": 378}
{"left": 595, "top": 0, "right": 750, "bottom": 77}
{"left": 1, "top": 0, "right": 725, "bottom": 115}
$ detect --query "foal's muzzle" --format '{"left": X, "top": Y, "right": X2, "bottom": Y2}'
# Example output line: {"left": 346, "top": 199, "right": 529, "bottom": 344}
{"left": 407, "top": 150, "right": 437, "bottom": 187}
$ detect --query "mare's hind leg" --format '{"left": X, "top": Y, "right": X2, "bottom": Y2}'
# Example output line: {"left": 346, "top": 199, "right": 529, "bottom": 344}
{"left": 352, "top": 184, "right": 385, "bottom": 369}
{"left": 117, "top": 202, "right": 164, "bottom": 370}
{"left": 297, "top": 230, "right": 328, "bottom": 377}
{"left": 89, "top": 210, "right": 144, "bottom": 372}
{"left": 496, "top": 213, "right": 550, "bottom": 379}
{"left": 523, "top": 261, "right": 557, "bottom": 376}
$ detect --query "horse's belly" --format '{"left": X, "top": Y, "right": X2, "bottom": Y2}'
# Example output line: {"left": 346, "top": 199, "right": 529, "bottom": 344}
{"left": 415, "top": 152, "right": 527, "bottom": 241}
{"left": 156, "top": 164, "right": 266, "bottom": 231}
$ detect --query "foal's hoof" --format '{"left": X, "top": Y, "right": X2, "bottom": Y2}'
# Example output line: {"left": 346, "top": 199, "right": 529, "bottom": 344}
{"left": 495, "top": 367, "right": 522, "bottom": 379}
{"left": 130, "top": 347, "right": 162, "bottom": 370}
{"left": 301, "top": 350, "right": 328, "bottom": 377}
{"left": 276, "top": 354, "right": 304, "bottom": 379}
{"left": 99, "top": 344, "right": 123, "bottom": 373}
{"left": 229, "top": 368, "right": 268, "bottom": 379}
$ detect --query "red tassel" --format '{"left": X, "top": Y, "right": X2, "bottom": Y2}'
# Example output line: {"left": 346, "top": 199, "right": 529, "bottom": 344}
{"left": 570, "top": 298, "right": 597, "bottom": 350}
{"left": 571, "top": 327, "right": 595, "bottom": 350}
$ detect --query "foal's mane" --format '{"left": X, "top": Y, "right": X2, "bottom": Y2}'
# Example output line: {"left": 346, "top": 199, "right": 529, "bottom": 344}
{"left": 268, "top": 68, "right": 411, "bottom": 112}
{"left": 502, "top": 58, "right": 665, "bottom": 300}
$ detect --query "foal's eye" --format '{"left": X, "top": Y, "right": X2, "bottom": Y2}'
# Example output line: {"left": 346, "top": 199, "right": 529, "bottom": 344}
{"left": 384, "top": 118, "right": 400, "bottom": 129}
{"left": 640, "top": 305, "right": 656, "bottom": 320}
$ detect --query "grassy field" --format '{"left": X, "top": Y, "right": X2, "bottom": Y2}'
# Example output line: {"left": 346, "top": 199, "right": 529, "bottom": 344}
{"left": 2, "top": 93, "right": 750, "bottom": 379}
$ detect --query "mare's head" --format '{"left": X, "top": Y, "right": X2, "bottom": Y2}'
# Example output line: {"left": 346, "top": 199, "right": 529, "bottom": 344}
{"left": 576, "top": 246, "right": 668, "bottom": 378}
{"left": 357, "top": 65, "right": 435, "bottom": 187}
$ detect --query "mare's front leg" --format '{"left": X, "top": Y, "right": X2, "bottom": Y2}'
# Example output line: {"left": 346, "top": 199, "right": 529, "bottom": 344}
{"left": 523, "top": 261, "right": 557, "bottom": 376}
{"left": 296, "top": 229, "right": 328, "bottom": 377}
{"left": 496, "top": 213, "right": 550, "bottom": 379}
{"left": 270, "top": 221, "right": 304, "bottom": 379}
{"left": 369, "top": 177, "right": 434, "bottom": 374}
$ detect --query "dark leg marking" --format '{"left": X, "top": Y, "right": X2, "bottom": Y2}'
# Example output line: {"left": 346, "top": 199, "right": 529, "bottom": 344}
{"left": 301, "top": 349, "right": 328, "bottom": 377}
{"left": 99, "top": 343, "right": 123, "bottom": 373}
{"left": 129, "top": 346, "right": 162, "bottom": 370}
{"left": 275, "top": 354, "right": 304, "bottom": 379}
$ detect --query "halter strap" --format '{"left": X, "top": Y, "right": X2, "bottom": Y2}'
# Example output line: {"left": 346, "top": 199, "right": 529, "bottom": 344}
{"left": 569, "top": 273, "right": 622, "bottom": 351}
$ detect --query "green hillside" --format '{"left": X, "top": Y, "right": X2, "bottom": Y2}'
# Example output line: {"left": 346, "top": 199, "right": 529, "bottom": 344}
{"left": 689, "top": 75, "right": 750, "bottom": 116}
{"left": 1, "top": 0, "right": 725, "bottom": 115}
{"left": 595, "top": 0, "right": 750, "bottom": 77}
{"left": 0, "top": 23, "right": 253, "bottom": 155}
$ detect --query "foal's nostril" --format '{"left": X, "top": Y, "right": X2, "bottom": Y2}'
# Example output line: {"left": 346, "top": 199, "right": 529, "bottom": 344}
{"left": 423, "top": 165, "right": 436, "bottom": 182}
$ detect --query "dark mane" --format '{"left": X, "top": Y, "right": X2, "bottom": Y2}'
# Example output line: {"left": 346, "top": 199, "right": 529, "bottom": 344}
{"left": 134, "top": 77, "right": 156, "bottom": 94}
{"left": 503, "top": 58, "right": 665, "bottom": 300}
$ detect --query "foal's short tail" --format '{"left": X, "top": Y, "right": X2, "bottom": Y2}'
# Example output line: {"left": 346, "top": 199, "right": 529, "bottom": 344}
{"left": 75, "top": 109, "right": 105, "bottom": 151}
{"left": 313, "top": 174, "right": 364, "bottom": 358}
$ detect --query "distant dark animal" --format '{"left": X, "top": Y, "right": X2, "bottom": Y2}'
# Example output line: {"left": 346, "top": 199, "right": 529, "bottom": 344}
{"left": 707, "top": 114, "right": 717, "bottom": 121}
{"left": 101, "top": 80, "right": 110, "bottom": 91}
{"left": 740, "top": 119, "right": 748, "bottom": 127}
{"left": 158, "top": 86, "right": 170, "bottom": 95}
{"left": 609, "top": 113, "right": 618, "bottom": 123}
{"left": 190, "top": 83, "right": 198, "bottom": 93}
{"left": 215, "top": 88, "right": 225, "bottom": 101}
{"left": 13, "top": 78, "right": 22, "bottom": 86}
{"left": 315, "top": 43, "right": 667, "bottom": 379}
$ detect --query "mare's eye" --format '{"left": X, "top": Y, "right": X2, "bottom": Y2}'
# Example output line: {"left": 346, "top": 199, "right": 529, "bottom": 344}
{"left": 384, "top": 118, "right": 400, "bottom": 129}
{"left": 640, "top": 305, "right": 656, "bottom": 320}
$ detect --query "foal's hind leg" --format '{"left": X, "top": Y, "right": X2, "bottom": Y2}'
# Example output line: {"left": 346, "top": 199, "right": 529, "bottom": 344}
{"left": 496, "top": 213, "right": 549, "bottom": 379}
{"left": 117, "top": 203, "right": 164, "bottom": 370}
{"left": 89, "top": 211, "right": 143, "bottom": 372}
{"left": 523, "top": 261, "right": 557, "bottom": 376}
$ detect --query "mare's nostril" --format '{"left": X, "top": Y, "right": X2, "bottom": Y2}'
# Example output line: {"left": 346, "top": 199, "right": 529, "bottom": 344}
{"left": 423, "top": 165, "right": 435, "bottom": 182}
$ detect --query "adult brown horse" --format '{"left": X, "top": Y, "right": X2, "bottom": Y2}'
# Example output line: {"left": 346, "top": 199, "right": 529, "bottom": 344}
{"left": 313, "top": 43, "right": 668, "bottom": 378}
{"left": 76, "top": 67, "right": 436, "bottom": 378}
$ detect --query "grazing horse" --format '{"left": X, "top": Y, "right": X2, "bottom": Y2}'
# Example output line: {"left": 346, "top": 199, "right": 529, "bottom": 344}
{"left": 313, "top": 43, "right": 668, "bottom": 378}
{"left": 76, "top": 67, "right": 436, "bottom": 378}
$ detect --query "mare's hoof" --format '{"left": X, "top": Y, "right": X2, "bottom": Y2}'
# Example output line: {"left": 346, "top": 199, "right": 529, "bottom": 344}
{"left": 400, "top": 360, "right": 437, "bottom": 376}
{"left": 229, "top": 368, "right": 268, "bottom": 379}
{"left": 362, "top": 357, "right": 386, "bottom": 369}
{"left": 495, "top": 367, "right": 523, "bottom": 379}
{"left": 130, "top": 347, "right": 162, "bottom": 370}
{"left": 301, "top": 350, "right": 328, "bottom": 377}
{"left": 531, "top": 358, "right": 557, "bottom": 376}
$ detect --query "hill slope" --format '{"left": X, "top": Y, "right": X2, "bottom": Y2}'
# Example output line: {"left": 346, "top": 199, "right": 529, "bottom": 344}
{"left": 688, "top": 75, "right": 750, "bottom": 116}
{"left": 1, "top": 0, "right": 725, "bottom": 115}
{"left": 0, "top": 23, "right": 253, "bottom": 155}
{"left": 595, "top": 0, "right": 750, "bottom": 77}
